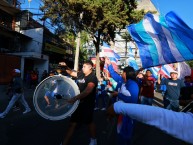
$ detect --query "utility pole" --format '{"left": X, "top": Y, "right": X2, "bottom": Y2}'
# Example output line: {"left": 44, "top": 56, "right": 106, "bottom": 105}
{"left": 74, "top": 12, "right": 83, "bottom": 71}
{"left": 125, "top": 37, "right": 128, "bottom": 66}
{"left": 28, "top": 0, "right": 32, "bottom": 21}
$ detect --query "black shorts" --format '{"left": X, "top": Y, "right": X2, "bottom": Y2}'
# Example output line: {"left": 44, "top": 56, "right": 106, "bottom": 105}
{"left": 70, "top": 101, "right": 94, "bottom": 124}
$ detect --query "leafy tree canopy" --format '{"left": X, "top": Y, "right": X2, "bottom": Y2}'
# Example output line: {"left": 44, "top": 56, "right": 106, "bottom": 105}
{"left": 41, "top": 0, "right": 145, "bottom": 78}
{"left": 41, "top": 0, "right": 144, "bottom": 42}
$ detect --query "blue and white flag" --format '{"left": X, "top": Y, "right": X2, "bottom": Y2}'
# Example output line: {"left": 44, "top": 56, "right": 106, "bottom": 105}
{"left": 148, "top": 66, "right": 160, "bottom": 79}
{"left": 128, "top": 47, "right": 139, "bottom": 70}
{"left": 145, "top": 62, "right": 191, "bottom": 80}
{"left": 127, "top": 11, "right": 193, "bottom": 68}
{"left": 159, "top": 64, "right": 175, "bottom": 79}
{"left": 100, "top": 42, "right": 120, "bottom": 60}
{"left": 100, "top": 42, "right": 120, "bottom": 72}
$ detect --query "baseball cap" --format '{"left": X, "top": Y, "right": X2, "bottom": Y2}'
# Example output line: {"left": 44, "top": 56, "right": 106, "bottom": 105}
{"left": 14, "top": 69, "right": 21, "bottom": 73}
{"left": 170, "top": 70, "right": 178, "bottom": 74}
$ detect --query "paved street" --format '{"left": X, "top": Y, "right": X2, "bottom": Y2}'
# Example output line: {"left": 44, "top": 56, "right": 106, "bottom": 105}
{"left": 0, "top": 85, "right": 190, "bottom": 145}
{"left": 0, "top": 85, "right": 117, "bottom": 145}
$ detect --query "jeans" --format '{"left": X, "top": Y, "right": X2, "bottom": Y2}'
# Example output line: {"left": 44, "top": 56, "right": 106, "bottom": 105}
{"left": 141, "top": 96, "right": 153, "bottom": 105}
{"left": 2, "top": 93, "right": 30, "bottom": 115}
{"left": 117, "top": 133, "right": 131, "bottom": 145}
{"left": 95, "top": 92, "right": 107, "bottom": 108}
{"left": 165, "top": 98, "right": 179, "bottom": 112}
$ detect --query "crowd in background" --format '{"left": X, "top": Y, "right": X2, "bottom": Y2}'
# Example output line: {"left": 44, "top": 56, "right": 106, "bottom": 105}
{"left": 1, "top": 58, "right": 193, "bottom": 145}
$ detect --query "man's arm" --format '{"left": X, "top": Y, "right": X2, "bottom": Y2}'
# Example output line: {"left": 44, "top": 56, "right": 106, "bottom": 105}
{"left": 107, "top": 101, "right": 193, "bottom": 145}
{"left": 68, "top": 82, "right": 96, "bottom": 103}
{"left": 59, "top": 62, "right": 77, "bottom": 77}
{"left": 145, "top": 77, "right": 154, "bottom": 86}
{"left": 105, "top": 57, "right": 122, "bottom": 83}
{"left": 157, "top": 74, "right": 161, "bottom": 84}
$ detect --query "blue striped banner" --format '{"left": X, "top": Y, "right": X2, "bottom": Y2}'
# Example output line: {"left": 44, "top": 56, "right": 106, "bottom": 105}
{"left": 127, "top": 11, "right": 193, "bottom": 68}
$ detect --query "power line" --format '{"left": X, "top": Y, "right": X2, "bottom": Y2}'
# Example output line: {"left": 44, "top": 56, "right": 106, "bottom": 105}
{"left": 0, "top": 3, "right": 61, "bottom": 33}
{"left": 0, "top": 14, "right": 58, "bottom": 32}
{"left": 21, "top": 7, "right": 41, "bottom": 10}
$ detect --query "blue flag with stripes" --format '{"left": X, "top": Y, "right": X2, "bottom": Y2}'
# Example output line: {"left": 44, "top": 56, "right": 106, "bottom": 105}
{"left": 128, "top": 47, "right": 139, "bottom": 70}
{"left": 127, "top": 11, "right": 193, "bottom": 68}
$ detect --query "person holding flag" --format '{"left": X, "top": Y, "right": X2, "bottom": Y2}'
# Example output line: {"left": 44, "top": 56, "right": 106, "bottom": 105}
{"left": 158, "top": 70, "right": 185, "bottom": 111}
{"left": 105, "top": 57, "right": 139, "bottom": 145}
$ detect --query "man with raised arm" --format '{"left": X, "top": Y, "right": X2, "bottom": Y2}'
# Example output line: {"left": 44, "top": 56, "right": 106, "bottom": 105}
{"left": 59, "top": 60, "right": 98, "bottom": 145}
{"left": 157, "top": 71, "right": 185, "bottom": 111}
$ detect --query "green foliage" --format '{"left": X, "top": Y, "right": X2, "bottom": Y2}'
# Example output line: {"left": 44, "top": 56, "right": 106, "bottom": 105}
{"left": 41, "top": 0, "right": 142, "bottom": 41}
{"left": 41, "top": 0, "right": 145, "bottom": 77}
{"left": 79, "top": 31, "right": 89, "bottom": 62}
{"left": 57, "top": 30, "right": 89, "bottom": 62}
{"left": 186, "top": 60, "right": 193, "bottom": 68}
{"left": 58, "top": 31, "right": 76, "bottom": 47}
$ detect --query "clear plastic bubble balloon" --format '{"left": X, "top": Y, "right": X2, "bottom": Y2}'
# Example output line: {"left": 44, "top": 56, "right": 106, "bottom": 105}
{"left": 33, "top": 75, "right": 80, "bottom": 121}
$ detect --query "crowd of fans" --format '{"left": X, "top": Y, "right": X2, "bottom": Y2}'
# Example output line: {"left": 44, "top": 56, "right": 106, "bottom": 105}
{"left": 1, "top": 57, "right": 193, "bottom": 145}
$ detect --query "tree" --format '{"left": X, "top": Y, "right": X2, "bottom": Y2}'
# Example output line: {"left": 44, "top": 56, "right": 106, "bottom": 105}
{"left": 57, "top": 29, "right": 89, "bottom": 66}
{"left": 186, "top": 60, "right": 193, "bottom": 68}
{"left": 41, "top": 0, "right": 145, "bottom": 78}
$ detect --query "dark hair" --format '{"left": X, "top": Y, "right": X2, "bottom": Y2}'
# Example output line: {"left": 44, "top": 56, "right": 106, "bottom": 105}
{"left": 146, "top": 69, "right": 152, "bottom": 73}
{"left": 83, "top": 60, "right": 93, "bottom": 67}
{"left": 123, "top": 66, "right": 136, "bottom": 81}
{"left": 184, "top": 76, "right": 191, "bottom": 79}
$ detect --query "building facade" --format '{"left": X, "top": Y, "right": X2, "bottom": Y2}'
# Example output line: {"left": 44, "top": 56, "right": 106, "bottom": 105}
{"left": 0, "top": 0, "right": 74, "bottom": 84}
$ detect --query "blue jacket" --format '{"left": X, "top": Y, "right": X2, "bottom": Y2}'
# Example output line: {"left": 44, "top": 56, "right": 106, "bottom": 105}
{"left": 108, "top": 64, "right": 139, "bottom": 141}
{"left": 108, "top": 64, "right": 139, "bottom": 103}
{"left": 118, "top": 79, "right": 139, "bottom": 103}
{"left": 108, "top": 64, "right": 123, "bottom": 92}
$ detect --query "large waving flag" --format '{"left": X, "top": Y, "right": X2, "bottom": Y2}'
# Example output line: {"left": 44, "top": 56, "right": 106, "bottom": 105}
{"left": 127, "top": 11, "right": 193, "bottom": 68}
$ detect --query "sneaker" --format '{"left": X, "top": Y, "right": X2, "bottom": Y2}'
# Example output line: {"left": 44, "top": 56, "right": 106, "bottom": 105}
{"left": 101, "top": 107, "right": 106, "bottom": 111}
{"left": 45, "top": 104, "right": 52, "bottom": 108}
{"left": 0, "top": 113, "right": 6, "bottom": 118}
{"left": 23, "top": 109, "right": 31, "bottom": 114}
{"left": 94, "top": 107, "right": 99, "bottom": 111}
{"left": 55, "top": 104, "right": 60, "bottom": 109}
{"left": 89, "top": 139, "right": 97, "bottom": 145}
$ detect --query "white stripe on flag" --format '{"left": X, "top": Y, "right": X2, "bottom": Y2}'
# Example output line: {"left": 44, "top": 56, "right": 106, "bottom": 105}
{"left": 161, "top": 26, "right": 184, "bottom": 62}
{"left": 143, "top": 17, "right": 166, "bottom": 65}
{"left": 153, "top": 14, "right": 184, "bottom": 62}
